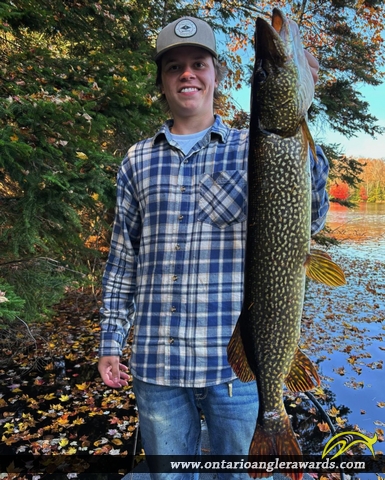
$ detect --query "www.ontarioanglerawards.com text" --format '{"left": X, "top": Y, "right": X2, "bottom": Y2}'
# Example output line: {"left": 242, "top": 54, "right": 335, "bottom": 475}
{"left": 169, "top": 457, "right": 366, "bottom": 474}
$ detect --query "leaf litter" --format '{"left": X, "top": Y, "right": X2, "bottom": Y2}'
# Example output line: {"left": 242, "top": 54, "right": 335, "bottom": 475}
{"left": 1, "top": 238, "right": 385, "bottom": 478}
{"left": 0, "top": 289, "right": 139, "bottom": 477}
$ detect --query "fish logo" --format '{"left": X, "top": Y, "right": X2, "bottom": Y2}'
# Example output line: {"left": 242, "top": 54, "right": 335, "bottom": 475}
{"left": 322, "top": 431, "right": 378, "bottom": 459}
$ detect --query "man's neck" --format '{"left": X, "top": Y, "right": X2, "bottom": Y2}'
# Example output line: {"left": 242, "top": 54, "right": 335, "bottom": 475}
{"left": 171, "top": 114, "right": 215, "bottom": 135}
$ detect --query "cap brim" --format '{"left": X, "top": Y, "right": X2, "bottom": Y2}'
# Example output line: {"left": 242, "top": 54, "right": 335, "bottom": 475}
{"left": 155, "top": 44, "right": 218, "bottom": 62}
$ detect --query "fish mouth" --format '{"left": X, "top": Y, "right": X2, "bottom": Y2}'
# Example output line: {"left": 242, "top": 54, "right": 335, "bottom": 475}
{"left": 254, "top": 9, "right": 287, "bottom": 68}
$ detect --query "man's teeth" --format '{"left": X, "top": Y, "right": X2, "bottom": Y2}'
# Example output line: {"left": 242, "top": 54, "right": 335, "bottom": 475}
{"left": 181, "top": 88, "right": 198, "bottom": 92}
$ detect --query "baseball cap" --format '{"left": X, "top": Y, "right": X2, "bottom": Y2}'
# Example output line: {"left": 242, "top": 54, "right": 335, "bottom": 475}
{"left": 155, "top": 16, "right": 217, "bottom": 62}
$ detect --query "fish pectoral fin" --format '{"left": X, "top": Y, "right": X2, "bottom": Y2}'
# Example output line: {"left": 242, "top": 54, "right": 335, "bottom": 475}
{"left": 227, "top": 317, "right": 256, "bottom": 383}
{"left": 301, "top": 120, "right": 317, "bottom": 160}
{"left": 305, "top": 249, "right": 346, "bottom": 287}
{"left": 248, "top": 416, "right": 303, "bottom": 480}
{"left": 285, "top": 347, "right": 320, "bottom": 392}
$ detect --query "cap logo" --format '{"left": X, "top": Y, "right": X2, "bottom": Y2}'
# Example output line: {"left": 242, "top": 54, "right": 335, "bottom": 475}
{"left": 174, "top": 19, "right": 197, "bottom": 38}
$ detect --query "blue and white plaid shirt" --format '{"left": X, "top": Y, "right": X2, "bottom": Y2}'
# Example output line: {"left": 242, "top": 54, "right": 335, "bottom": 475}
{"left": 99, "top": 115, "right": 329, "bottom": 387}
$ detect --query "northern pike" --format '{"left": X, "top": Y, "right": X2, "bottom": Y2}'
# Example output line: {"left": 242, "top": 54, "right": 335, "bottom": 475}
{"left": 227, "top": 9, "right": 345, "bottom": 480}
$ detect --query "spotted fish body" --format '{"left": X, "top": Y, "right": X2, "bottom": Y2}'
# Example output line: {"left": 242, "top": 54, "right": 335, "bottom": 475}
{"left": 227, "top": 9, "right": 345, "bottom": 480}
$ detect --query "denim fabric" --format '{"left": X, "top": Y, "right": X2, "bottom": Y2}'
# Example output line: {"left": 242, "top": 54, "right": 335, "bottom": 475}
{"left": 133, "top": 377, "right": 269, "bottom": 480}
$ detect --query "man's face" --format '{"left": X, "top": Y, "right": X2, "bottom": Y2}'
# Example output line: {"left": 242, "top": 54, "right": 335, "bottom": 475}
{"left": 160, "top": 46, "right": 218, "bottom": 120}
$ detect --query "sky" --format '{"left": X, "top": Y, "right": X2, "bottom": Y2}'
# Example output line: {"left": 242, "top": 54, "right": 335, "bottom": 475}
{"left": 231, "top": 78, "right": 385, "bottom": 160}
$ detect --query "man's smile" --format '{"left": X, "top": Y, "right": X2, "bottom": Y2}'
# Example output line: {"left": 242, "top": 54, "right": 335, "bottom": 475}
{"left": 179, "top": 87, "right": 200, "bottom": 93}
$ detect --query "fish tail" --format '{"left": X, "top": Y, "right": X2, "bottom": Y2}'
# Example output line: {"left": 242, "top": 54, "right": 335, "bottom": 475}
{"left": 248, "top": 416, "right": 303, "bottom": 480}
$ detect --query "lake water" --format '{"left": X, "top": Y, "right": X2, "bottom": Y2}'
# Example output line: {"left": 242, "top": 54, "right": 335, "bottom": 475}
{"left": 299, "top": 202, "right": 385, "bottom": 476}
{"left": 326, "top": 202, "right": 385, "bottom": 260}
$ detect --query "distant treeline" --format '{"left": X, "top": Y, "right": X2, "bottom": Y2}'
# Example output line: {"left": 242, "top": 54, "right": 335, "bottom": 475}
{"left": 329, "top": 158, "right": 385, "bottom": 202}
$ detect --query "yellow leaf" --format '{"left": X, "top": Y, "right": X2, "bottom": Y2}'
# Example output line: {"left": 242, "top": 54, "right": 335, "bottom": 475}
{"left": 89, "top": 410, "right": 104, "bottom": 416}
{"left": 0, "top": 398, "right": 7, "bottom": 407}
{"left": 3, "top": 422, "right": 14, "bottom": 432}
{"left": 313, "top": 386, "right": 325, "bottom": 396}
{"left": 10, "top": 134, "right": 18, "bottom": 142}
{"left": 75, "top": 382, "right": 89, "bottom": 391}
{"left": 67, "top": 446, "right": 77, "bottom": 455}
{"left": 335, "top": 416, "right": 347, "bottom": 427}
{"left": 112, "top": 438, "right": 123, "bottom": 445}
{"left": 94, "top": 438, "right": 108, "bottom": 447}
{"left": 59, "top": 394, "right": 70, "bottom": 402}
{"left": 57, "top": 415, "right": 70, "bottom": 425}
{"left": 328, "top": 406, "right": 340, "bottom": 417}
{"left": 76, "top": 152, "right": 88, "bottom": 160}
{"left": 73, "top": 417, "right": 85, "bottom": 425}
{"left": 59, "top": 438, "right": 69, "bottom": 447}
{"left": 44, "top": 393, "right": 56, "bottom": 401}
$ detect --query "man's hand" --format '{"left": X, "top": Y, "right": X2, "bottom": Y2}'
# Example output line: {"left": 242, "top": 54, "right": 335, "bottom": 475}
{"left": 305, "top": 50, "right": 319, "bottom": 85}
{"left": 98, "top": 356, "right": 130, "bottom": 388}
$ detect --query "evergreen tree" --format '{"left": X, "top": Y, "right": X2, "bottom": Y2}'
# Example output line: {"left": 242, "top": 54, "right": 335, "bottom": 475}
{"left": 0, "top": 0, "right": 166, "bottom": 318}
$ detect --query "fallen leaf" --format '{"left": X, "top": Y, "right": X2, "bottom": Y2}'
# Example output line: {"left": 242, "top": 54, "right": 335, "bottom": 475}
{"left": 317, "top": 422, "right": 330, "bottom": 433}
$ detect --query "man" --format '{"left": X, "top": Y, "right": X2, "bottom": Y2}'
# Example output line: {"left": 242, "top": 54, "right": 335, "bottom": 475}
{"left": 98, "top": 16, "right": 329, "bottom": 480}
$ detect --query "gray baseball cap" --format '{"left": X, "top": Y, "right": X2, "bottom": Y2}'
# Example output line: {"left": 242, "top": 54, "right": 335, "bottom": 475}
{"left": 155, "top": 17, "right": 217, "bottom": 62}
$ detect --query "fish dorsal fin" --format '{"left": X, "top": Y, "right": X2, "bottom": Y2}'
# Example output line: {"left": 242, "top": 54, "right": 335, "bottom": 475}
{"left": 305, "top": 249, "right": 346, "bottom": 287}
{"left": 227, "top": 316, "right": 256, "bottom": 383}
{"left": 285, "top": 347, "right": 320, "bottom": 392}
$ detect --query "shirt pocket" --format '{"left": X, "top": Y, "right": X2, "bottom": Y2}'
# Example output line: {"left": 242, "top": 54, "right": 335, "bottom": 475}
{"left": 198, "top": 170, "right": 247, "bottom": 229}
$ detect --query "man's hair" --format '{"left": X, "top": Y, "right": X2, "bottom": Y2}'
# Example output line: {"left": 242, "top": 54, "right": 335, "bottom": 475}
{"left": 155, "top": 56, "right": 227, "bottom": 114}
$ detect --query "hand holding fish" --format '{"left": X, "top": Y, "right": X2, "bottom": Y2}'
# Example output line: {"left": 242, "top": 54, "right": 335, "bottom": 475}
{"left": 305, "top": 50, "right": 319, "bottom": 85}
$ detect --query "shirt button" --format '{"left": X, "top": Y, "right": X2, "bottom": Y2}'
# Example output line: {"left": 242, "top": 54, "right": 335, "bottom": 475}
{"left": 184, "top": 159, "right": 188, "bottom": 164}
{"left": 180, "top": 186, "right": 186, "bottom": 192}
{"left": 175, "top": 244, "right": 181, "bottom": 250}
{"left": 169, "top": 337, "right": 174, "bottom": 344}
{"left": 178, "top": 215, "right": 184, "bottom": 221}
{"left": 170, "top": 306, "right": 176, "bottom": 312}
{"left": 172, "top": 275, "right": 178, "bottom": 281}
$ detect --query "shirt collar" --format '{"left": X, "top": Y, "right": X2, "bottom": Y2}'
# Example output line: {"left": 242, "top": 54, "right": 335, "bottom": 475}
{"left": 152, "top": 114, "right": 229, "bottom": 146}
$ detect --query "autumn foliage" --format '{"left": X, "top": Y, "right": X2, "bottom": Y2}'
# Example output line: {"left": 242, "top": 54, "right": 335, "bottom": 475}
{"left": 329, "top": 182, "right": 350, "bottom": 201}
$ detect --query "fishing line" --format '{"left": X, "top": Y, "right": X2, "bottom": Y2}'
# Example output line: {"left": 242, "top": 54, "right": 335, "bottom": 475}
{"left": 305, "top": 391, "right": 346, "bottom": 480}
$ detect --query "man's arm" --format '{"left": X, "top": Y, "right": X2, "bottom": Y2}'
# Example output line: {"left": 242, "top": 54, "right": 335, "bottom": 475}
{"left": 98, "top": 155, "right": 141, "bottom": 387}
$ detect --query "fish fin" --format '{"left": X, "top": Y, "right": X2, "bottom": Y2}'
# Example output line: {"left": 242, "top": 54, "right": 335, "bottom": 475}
{"left": 285, "top": 347, "right": 320, "bottom": 392}
{"left": 227, "top": 317, "right": 256, "bottom": 383}
{"left": 301, "top": 119, "right": 317, "bottom": 160}
{"left": 305, "top": 249, "right": 346, "bottom": 287}
{"left": 248, "top": 416, "right": 303, "bottom": 480}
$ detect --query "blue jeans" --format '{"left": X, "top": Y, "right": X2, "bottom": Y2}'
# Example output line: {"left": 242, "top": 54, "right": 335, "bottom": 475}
{"left": 132, "top": 377, "right": 260, "bottom": 480}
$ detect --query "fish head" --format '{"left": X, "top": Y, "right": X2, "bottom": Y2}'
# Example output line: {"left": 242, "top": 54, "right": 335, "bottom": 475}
{"left": 251, "top": 8, "right": 314, "bottom": 136}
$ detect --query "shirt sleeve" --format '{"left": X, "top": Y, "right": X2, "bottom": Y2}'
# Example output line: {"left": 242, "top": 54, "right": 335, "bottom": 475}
{"left": 310, "top": 145, "right": 330, "bottom": 235}
{"left": 99, "top": 154, "right": 141, "bottom": 358}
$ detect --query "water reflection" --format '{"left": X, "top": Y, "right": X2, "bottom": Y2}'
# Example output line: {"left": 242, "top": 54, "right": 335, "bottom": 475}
{"left": 326, "top": 202, "right": 385, "bottom": 261}
{"left": 297, "top": 202, "right": 385, "bottom": 477}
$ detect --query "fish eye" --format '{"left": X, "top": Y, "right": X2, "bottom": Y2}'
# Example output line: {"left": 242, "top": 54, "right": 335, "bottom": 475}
{"left": 254, "top": 67, "right": 267, "bottom": 83}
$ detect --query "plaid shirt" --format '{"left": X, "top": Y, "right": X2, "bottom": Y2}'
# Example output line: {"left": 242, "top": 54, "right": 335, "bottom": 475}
{"left": 99, "top": 115, "right": 329, "bottom": 387}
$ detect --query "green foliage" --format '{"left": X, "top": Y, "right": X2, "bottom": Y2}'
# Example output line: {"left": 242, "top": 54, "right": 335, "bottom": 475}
{"left": 0, "top": 278, "right": 25, "bottom": 322}
{"left": 0, "top": 258, "right": 79, "bottom": 323}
